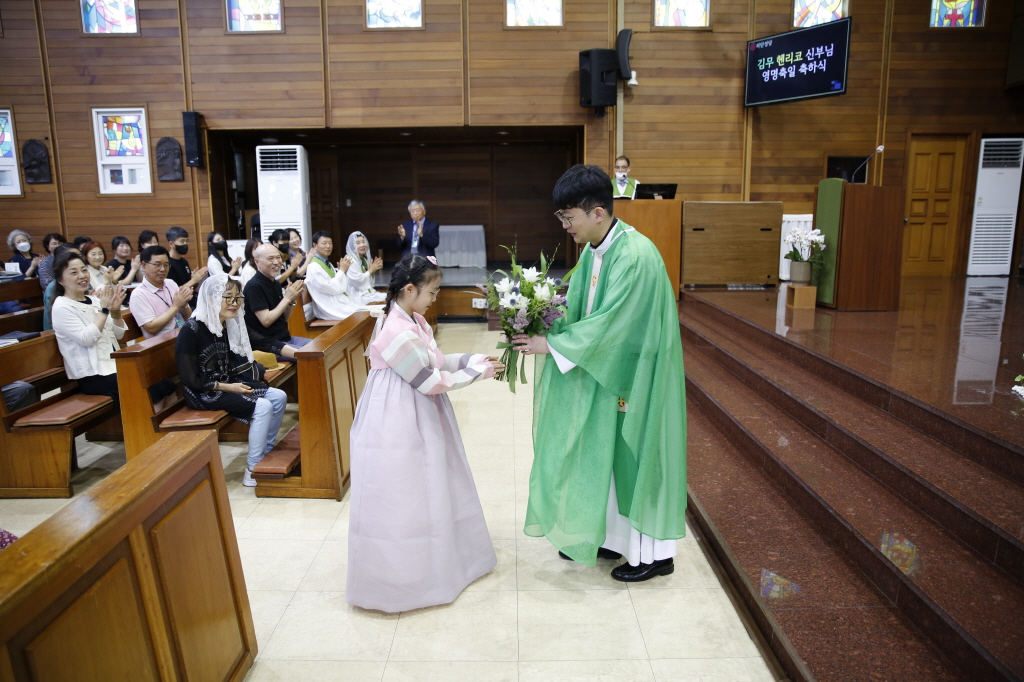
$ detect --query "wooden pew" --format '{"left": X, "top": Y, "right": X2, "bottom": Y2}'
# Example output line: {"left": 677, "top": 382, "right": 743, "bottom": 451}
{"left": 0, "top": 332, "right": 120, "bottom": 498}
{"left": 0, "top": 430, "right": 257, "bottom": 682}
{"left": 0, "top": 307, "right": 44, "bottom": 336}
{"left": 0, "top": 278, "right": 43, "bottom": 309}
{"left": 111, "top": 327, "right": 297, "bottom": 460}
{"left": 254, "top": 311, "right": 375, "bottom": 500}
{"left": 288, "top": 289, "right": 338, "bottom": 339}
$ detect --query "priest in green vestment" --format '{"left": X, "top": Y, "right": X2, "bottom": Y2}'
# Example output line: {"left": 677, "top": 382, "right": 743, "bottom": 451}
{"left": 513, "top": 164, "right": 686, "bottom": 582}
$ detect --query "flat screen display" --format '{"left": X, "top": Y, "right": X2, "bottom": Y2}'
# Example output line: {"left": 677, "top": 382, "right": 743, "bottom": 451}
{"left": 745, "top": 17, "right": 851, "bottom": 107}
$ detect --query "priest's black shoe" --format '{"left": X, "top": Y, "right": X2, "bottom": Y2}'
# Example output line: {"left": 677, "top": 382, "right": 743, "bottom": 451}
{"left": 559, "top": 548, "right": 622, "bottom": 561}
{"left": 610, "top": 558, "right": 674, "bottom": 582}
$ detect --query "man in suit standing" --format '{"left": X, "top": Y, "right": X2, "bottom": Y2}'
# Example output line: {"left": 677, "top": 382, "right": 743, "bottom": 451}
{"left": 397, "top": 200, "right": 440, "bottom": 258}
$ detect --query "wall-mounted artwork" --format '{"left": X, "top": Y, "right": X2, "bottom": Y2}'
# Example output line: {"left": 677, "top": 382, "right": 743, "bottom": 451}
{"left": 366, "top": 0, "right": 423, "bottom": 28}
{"left": 156, "top": 137, "right": 184, "bottom": 182}
{"left": 792, "top": 0, "right": 847, "bottom": 28}
{"left": 91, "top": 107, "right": 152, "bottom": 194}
{"left": 81, "top": 0, "right": 138, "bottom": 33}
{"left": 654, "top": 0, "right": 709, "bottom": 27}
{"left": 506, "top": 0, "right": 562, "bottom": 27}
{"left": 930, "top": 0, "right": 985, "bottom": 27}
{"left": 0, "top": 111, "right": 22, "bottom": 196}
{"left": 21, "top": 140, "right": 52, "bottom": 184}
{"left": 226, "top": 0, "right": 283, "bottom": 31}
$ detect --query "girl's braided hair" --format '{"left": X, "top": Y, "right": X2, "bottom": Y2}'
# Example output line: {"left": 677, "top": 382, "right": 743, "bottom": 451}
{"left": 383, "top": 254, "right": 440, "bottom": 314}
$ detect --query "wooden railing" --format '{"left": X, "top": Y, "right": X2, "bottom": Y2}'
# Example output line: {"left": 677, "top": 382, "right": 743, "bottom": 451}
{"left": 0, "top": 430, "right": 256, "bottom": 682}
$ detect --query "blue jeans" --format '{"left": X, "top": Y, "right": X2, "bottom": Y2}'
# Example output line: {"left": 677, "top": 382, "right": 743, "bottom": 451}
{"left": 247, "top": 387, "right": 288, "bottom": 470}
{"left": 275, "top": 335, "right": 313, "bottom": 364}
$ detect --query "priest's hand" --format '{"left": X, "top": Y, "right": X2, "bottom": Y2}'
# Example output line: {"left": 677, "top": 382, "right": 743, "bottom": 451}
{"left": 511, "top": 334, "right": 549, "bottom": 355}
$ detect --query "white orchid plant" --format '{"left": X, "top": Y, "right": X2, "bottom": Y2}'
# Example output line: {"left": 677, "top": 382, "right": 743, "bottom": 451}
{"left": 784, "top": 226, "right": 827, "bottom": 264}
{"left": 482, "top": 245, "right": 566, "bottom": 392}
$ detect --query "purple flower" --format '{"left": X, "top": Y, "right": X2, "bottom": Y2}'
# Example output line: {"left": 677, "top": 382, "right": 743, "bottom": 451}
{"left": 541, "top": 306, "right": 564, "bottom": 329}
{"left": 512, "top": 308, "right": 529, "bottom": 332}
{"left": 551, "top": 295, "right": 566, "bottom": 306}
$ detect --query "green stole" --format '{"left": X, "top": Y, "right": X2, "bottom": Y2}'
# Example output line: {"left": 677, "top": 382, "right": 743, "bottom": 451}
{"left": 612, "top": 177, "right": 638, "bottom": 199}
{"left": 524, "top": 220, "right": 687, "bottom": 565}
{"left": 313, "top": 256, "right": 336, "bottom": 277}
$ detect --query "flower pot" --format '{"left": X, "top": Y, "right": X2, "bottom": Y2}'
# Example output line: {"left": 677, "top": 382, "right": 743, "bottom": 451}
{"left": 789, "top": 261, "right": 812, "bottom": 286}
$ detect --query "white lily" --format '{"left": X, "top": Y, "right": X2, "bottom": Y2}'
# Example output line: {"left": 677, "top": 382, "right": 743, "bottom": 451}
{"left": 521, "top": 267, "right": 540, "bottom": 283}
{"left": 495, "top": 278, "right": 514, "bottom": 295}
{"left": 1013, "top": 385, "right": 1024, "bottom": 400}
{"left": 534, "top": 284, "right": 552, "bottom": 302}
{"left": 498, "top": 293, "right": 516, "bottom": 309}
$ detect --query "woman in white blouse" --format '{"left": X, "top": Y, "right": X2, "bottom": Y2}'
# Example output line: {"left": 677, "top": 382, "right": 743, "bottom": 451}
{"left": 81, "top": 240, "right": 115, "bottom": 292}
{"left": 50, "top": 251, "right": 127, "bottom": 402}
{"left": 345, "top": 231, "right": 386, "bottom": 304}
{"left": 206, "top": 231, "right": 243, "bottom": 278}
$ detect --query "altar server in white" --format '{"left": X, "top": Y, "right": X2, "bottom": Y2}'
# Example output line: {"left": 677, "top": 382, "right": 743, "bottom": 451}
{"left": 345, "top": 231, "right": 386, "bottom": 304}
{"left": 304, "top": 231, "right": 362, "bottom": 321}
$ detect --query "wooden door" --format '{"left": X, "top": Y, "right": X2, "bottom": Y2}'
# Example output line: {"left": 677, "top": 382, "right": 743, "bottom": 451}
{"left": 309, "top": 152, "right": 340, "bottom": 244}
{"left": 902, "top": 135, "right": 968, "bottom": 276}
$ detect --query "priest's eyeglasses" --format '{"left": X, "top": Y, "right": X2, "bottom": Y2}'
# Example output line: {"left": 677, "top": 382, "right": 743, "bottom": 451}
{"left": 554, "top": 206, "right": 603, "bottom": 227}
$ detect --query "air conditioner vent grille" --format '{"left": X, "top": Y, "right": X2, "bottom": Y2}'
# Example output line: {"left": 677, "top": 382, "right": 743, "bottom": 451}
{"left": 969, "top": 214, "right": 1015, "bottom": 266}
{"left": 258, "top": 148, "right": 299, "bottom": 172}
{"left": 981, "top": 140, "right": 1023, "bottom": 168}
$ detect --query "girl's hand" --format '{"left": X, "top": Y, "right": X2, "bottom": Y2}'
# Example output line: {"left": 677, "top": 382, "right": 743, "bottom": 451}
{"left": 220, "top": 382, "right": 254, "bottom": 395}
{"left": 511, "top": 334, "right": 549, "bottom": 355}
{"left": 489, "top": 360, "right": 506, "bottom": 375}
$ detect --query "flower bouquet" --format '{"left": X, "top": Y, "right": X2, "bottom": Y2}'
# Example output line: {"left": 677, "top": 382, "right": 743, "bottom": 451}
{"left": 481, "top": 246, "right": 566, "bottom": 392}
{"left": 783, "top": 226, "right": 827, "bottom": 263}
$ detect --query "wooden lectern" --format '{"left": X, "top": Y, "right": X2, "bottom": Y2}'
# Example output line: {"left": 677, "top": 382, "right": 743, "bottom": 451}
{"left": 813, "top": 179, "right": 903, "bottom": 311}
{"left": 613, "top": 199, "right": 682, "bottom": 299}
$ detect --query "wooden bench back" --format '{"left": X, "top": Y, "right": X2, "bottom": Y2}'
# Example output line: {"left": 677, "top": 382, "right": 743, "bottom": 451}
{"left": 0, "top": 277, "right": 44, "bottom": 308}
{"left": 0, "top": 306, "right": 44, "bottom": 336}
{"left": 0, "top": 430, "right": 257, "bottom": 682}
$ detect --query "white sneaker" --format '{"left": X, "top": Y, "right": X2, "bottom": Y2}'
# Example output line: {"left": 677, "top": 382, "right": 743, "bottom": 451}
{"left": 242, "top": 467, "right": 257, "bottom": 487}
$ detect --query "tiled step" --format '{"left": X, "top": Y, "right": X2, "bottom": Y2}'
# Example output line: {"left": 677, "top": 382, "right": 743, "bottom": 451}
{"left": 681, "top": 291, "right": 1024, "bottom": 487}
{"left": 684, "top": 343, "right": 1024, "bottom": 682}
{"left": 685, "top": 401, "right": 965, "bottom": 682}
{"left": 680, "top": 310, "right": 1024, "bottom": 584}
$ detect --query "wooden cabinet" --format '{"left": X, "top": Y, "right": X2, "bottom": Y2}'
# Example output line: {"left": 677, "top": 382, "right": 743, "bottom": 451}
{"left": 682, "top": 202, "right": 783, "bottom": 286}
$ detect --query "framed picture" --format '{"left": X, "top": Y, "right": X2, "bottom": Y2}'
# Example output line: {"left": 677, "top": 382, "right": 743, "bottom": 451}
{"left": 91, "top": 107, "right": 153, "bottom": 194}
{"left": 226, "top": 0, "right": 284, "bottom": 32}
{"left": 653, "top": 0, "right": 709, "bottom": 28}
{"left": 506, "top": 0, "right": 562, "bottom": 28}
{"left": 81, "top": 0, "right": 139, "bottom": 34}
{"left": 0, "top": 109, "right": 23, "bottom": 196}
{"left": 366, "top": 0, "right": 423, "bottom": 29}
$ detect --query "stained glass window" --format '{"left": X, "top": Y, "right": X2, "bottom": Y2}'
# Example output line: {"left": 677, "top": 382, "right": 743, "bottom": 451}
{"left": 92, "top": 108, "right": 151, "bottom": 194}
{"left": 0, "top": 115, "right": 14, "bottom": 159}
{"left": 81, "top": 0, "right": 138, "bottom": 33}
{"left": 930, "top": 0, "right": 985, "bottom": 27}
{"left": 792, "top": 0, "right": 847, "bottom": 28}
{"left": 226, "top": 0, "right": 282, "bottom": 31}
{"left": 366, "top": 0, "right": 422, "bottom": 28}
{"left": 102, "top": 115, "right": 145, "bottom": 156}
{"left": 654, "top": 0, "right": 709, "bottom": 27}
{"left": 506, "top": 0, "right": 562, "bottom": 27}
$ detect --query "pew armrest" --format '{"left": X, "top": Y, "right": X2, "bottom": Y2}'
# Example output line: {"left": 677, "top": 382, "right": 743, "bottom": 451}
{"left": 12, "top": 394, "right": 113, "bottom": 428}
{"left": 160, "top": 408, "right": 231, "bottom": 430}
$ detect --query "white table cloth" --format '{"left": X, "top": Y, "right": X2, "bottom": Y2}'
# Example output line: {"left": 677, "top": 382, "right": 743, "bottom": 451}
{"left": 436, "top": 225, "right": 486, "bottom": 268}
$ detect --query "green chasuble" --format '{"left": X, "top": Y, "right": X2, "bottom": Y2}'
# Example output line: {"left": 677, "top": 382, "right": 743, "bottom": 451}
{"left": 524, "top": 219, "right": 687, "bottom": 565}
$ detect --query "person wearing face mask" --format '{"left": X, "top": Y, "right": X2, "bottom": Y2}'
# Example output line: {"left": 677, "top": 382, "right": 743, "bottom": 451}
{"left": 269, "top": 229, "right": 310, "bottom": 283}
{"left": 612, "top": 156, "right": 639, "bottom": 200}
{"left": 6, "top": 230, "right": 41, "bottom": 278}
{"left": 206, "top": 231, "right": 243, "bottom": 278}
{"left": 165, "top": 226, "right": 208, "bottom": 307}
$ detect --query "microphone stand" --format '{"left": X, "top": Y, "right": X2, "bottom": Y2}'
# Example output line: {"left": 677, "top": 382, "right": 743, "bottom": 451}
{"left": 851, "top": 146, "right": 884, "bottom": 184}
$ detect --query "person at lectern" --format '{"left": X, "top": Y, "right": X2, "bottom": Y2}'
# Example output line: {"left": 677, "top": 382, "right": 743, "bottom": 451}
{"left": 612, "top": 156, "right": 639, "bottom": 200}
{"left": 396, "top": 200, "right": 440, "bottom": 258}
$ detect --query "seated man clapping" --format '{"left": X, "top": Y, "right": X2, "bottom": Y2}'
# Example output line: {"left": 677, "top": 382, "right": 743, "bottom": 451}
{"left": 242, "top": 244, "right": 311, "bottom": 359}
{"left": 305, "top": 231, "right": 363, "bottom": 322}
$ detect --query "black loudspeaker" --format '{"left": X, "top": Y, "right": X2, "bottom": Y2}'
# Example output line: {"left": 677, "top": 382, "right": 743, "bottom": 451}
{"left": 182, "top": 111, "right": 204, "bottom": 168}
{"left": 616, "top": 29, "right": 633, "bottom": 79}
{"left": 579, "top": 49, "right": 618, "bottom": 111}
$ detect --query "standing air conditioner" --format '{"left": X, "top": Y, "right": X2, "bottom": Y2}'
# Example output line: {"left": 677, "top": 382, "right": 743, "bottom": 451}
{"left": 966, "top": 138, "right": 1024, "bottom": 276}
{"left": 255, "top": 145, "right": 311, "bottom": 249}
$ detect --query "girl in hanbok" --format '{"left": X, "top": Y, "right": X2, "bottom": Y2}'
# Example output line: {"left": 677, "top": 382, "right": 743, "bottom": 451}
{"left": 345, "top": 231, "right": 387, "bottom": 304}
{"left": 347, "top": 254, "right": 502, "bottom": 613}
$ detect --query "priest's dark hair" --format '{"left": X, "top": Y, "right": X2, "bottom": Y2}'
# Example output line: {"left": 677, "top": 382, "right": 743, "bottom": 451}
{"left": 384, "top": 253, "right": 441, "bottom": 315}
{"left": 553, "top": 164, "right": 614, "bottom": 216}
{"left": 312, "top": 231, "right": 332, "bottom": 245}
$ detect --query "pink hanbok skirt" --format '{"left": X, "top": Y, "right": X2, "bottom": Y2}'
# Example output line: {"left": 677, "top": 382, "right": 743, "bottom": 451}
{"left": 346, "top": 368, "right": 496, "bottom": 612}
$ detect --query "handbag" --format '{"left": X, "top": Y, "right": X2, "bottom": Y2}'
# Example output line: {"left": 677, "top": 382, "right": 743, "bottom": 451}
{"left": 228, "top": 360, "right": 266, "bottom": 384}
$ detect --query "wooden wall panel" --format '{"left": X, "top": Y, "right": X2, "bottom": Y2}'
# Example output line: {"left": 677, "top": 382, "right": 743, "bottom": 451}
{"left": 327, "top": 0, "right": 464, "bottom": 127}
{"left": 0, "top": 0, "right": 62, "bottom": 262}
{"left": 621, "top": 0, "right": 748, "bottom": 202}
{"left": 38, "top": 0, "right": 200, "bottom": 269}
{"left": 186, "top": 0, "right": 326, "bottom": 129}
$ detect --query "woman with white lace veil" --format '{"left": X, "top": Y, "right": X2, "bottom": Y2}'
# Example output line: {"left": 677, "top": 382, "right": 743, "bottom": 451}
{"left": 174, "top": 274, "right": 288, "bottom": 488}
{"left": 345, "top": 231, "right": 386, "bottom": 304}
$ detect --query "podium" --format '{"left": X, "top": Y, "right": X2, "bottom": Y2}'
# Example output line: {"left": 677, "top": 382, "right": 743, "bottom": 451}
{"left": 613, "top": 199, "right": 682, "bottom": 298}
{"left": 813, "top": 179, "right": 903, "bottom": 311}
